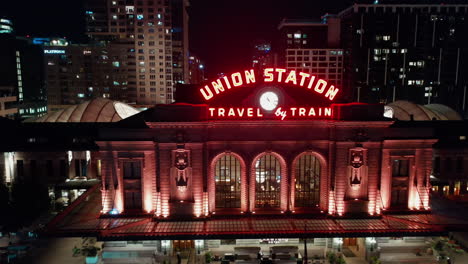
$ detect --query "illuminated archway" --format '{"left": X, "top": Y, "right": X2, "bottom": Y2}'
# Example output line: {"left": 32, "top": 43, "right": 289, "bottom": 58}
{"left": 214, "top": 154, "right": 241, "bottom": 208}
{"left": 250, "top": 152, "right": 288, "bottom": 211}
{"left": 209, "top": 152, "right": 247, "bottom": 213}
{"left": 291, "top": 151, "right": 328, "bottom": 211}
{"left": 293, "top": 153, "right": 321, "bottom": 207}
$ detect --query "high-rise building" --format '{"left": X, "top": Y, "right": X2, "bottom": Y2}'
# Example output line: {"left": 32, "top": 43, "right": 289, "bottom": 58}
{"left": 339, "top": 2, "right": 468, "bottom": 114}
{"left": 278, "top": 17, "right": 343, "bottom": 89}
{"left": 187, "top": 53, "right": 204, "bottom": 84}
{"left": 0, "top": 86, "right": 17, "bottom": 118}
{"left": 251, "top": 40, "right": 277, "bottom": 73}
{"left": 84, "top": 0, "right": 190, "bottom": 105}
{"left": 42, "top": 38, "right": 133, "bottom": 111}
{"left": 171, "top": 0, "right": 190, "bottom": 85}
{"left": 0, "top": 18, "right": 47, "bottom": 119}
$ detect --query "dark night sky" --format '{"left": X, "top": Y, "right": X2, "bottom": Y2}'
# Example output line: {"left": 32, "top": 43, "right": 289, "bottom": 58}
{"left": 2, "top": 0, "right": 353, "bottom": 78}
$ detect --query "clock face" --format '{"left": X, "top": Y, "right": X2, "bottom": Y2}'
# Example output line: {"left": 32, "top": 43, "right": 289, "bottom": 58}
{"left": 259, "top": 91, "right": 279, "bottom": 111}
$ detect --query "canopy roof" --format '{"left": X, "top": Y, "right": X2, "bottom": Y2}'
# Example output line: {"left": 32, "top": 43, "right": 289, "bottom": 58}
{"left": 386, "top": 101, "right": 462, "bottom": 121}
{"left": 46, "top": 185, "right": 468, "bottom": 240}
{"left": 26, "top": 99, "right": 140, "bottom": 123}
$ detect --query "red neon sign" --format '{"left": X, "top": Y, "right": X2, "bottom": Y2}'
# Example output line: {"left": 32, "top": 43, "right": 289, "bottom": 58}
{"left": 208, "top": 107, "right": 332, "bottom": 120}
{"left": 200, "top": 68, "right": 340, "bottom": 101}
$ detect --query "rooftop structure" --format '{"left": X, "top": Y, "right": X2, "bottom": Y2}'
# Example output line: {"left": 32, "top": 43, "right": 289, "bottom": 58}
{"left": 26, "top": 98, "right": 140, "bottom": 123}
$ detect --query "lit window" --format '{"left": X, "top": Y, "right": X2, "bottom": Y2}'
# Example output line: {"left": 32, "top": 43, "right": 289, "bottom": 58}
{"left": 294, "top": 33, "right": 301, "bottom": 39}
{"left": 255, "top": 154, "right": 282, "bottom": 208}
{"left": 215, "top": 154, "right": 241, "bottom": 208}
{"left": 383, "top": 35, "right": 390, "bottom": 41}
{"left": 294, "top": 154, "right": 320, "bottom": 207}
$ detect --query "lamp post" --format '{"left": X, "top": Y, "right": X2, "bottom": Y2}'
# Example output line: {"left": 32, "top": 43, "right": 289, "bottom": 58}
{"left": 303, "top": 222, "right": 308, "bottom": 264}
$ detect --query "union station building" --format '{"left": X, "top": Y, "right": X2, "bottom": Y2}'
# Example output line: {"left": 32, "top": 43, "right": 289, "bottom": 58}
{"left": 1, "top": 68, "right": 467, "bottom": 262}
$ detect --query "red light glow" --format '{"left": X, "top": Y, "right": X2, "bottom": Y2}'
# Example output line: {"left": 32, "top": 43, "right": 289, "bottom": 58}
{"left": 208, "top": 107, "right": 332, "bottom": 120}
{"left": 199, "top": 68, "right": 340, "bottom": 101}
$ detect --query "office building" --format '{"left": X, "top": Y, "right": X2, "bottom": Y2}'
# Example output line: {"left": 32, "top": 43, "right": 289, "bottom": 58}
{"left": 42, "top": 38, "right": 135, "bottom": 111}
{"left": 187, "top": 53, "right": 205, "bottom": 84}
{"left": 278, "top": 17, "right": 343, "bottom": 89}
{"left": 339, "top": 2, "right": 468, "bottom": 114}
{"left": 251, "top": 40, "right": 277, "bottom": 73}
{"left": 0, "top": 86, "right": 17, "bottom": 118}
{"left": 84, "top": 0, "right": 190, "bottom": 105}
{"left": 0, "top": 18, "right": 47, "bottom": 119}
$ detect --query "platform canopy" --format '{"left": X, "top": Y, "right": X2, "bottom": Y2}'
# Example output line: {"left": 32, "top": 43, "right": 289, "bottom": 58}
{"left": 45, "top": 186, "right": 468, "bottom": 240}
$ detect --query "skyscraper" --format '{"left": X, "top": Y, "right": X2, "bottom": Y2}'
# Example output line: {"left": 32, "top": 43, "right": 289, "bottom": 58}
{"left": 0, "top": 17, "right": 47, "bottom": 119}
{"left": 339, "top": 2, "right": 468, "bottom": 114}
{"left": 84, "top": 0, "right": 190, "bottom": 105}
{"left": 278, "top": 17, "right": 343, "bottom": 89}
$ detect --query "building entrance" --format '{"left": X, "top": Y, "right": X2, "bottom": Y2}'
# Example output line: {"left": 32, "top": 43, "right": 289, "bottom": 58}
{"left": 173, "top": 240, "right": 194, "bottom": 250}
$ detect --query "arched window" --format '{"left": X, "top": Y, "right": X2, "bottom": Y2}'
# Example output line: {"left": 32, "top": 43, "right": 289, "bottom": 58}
{"left": 295, "top": 154, "right": 320, "bottom": 207}
{"left": 255, "top": 154, "right": 281, "bottom": 208}
{"left": 215, "top": 154, "right": 241, "bottom": 208}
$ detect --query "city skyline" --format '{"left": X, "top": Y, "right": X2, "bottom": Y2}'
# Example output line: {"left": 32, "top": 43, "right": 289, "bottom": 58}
{"left": 3, "top": 0, "right": 352, "bottom": 78}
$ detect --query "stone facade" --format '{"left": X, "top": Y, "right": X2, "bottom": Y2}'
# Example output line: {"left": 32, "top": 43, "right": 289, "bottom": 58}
{"left": 96, "top": 120, "right": 436, "bottom": 218}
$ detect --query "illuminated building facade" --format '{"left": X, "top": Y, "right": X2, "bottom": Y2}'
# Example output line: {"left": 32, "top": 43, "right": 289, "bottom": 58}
{"left": 251, "top": 40, "right": 277, "bottom": 73}
{"left": 0, "top": 86, "right": 18, "bottom": 118}
{"left": 0, "top": 68, "right": 464, "bottom": 262}
{"left": 278, "top": 18, "right": 343, "bottom": 90}
{"left": 42, "top": 38, "right": 137, "bottom": 111}
{"left": 94, "top": 69, "right": 434, "bottom": 219}
{"left": 338, "top": 3, "right": 468, "bottom": 115}
{"left": 0, "top": 19, "right": 47, "bottom": 119}
{"left": 84, "top": 0, "right": 190, "bottom": 105}
{"left": 188, "top": 54, "right": 205, "bottom": 84}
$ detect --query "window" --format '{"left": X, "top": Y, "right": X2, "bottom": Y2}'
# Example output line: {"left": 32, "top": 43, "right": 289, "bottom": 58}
{"left": 391, "top": 159, "right": 409, "bottom": 208}
{"left": 215, "top": 154, "right": 241, "bottom": 208}
{"left": 123, "top": 161, "right": 142, "bottom": 211}
{"left": 60, "top": 160, "right": 67, "bottom": 178}
{"left": 75, "top": 159, "right": 87, "bottom": 177}
{"left": 456, "top": 157, "right": 463, "bottom": 173}
{"left": 17, "top": 160, "right": 24, "bottom": 180}
{"left": 433, "top": 157, "right": 441, "bottom": 174}
{"left": 295, "top": 154, "right": 320, "bottom": 207}
{"left": 46, "top": 160, "right": 54, "bottom": 178}
{"left": 123, "top": 161, "right": 141, "bottom": 179}
{"left": 255, "top": 154, "right": 281, "bottom": 208}
{"left": 392, "top": 159, "right": 409, "bottom": 177}
{"left": 446, "top": 158, "right": 453, "bottom": 172}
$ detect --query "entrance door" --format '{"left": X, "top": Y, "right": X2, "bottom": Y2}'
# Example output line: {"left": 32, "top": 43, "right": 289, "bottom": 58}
{"left": 343, "top": 238, "right": 357, "bottom": 247}
{"left": 390, "top": 188, "right": 408, "bottom": 208}
{"left": 173, "top": 240, "right": 194, "bottom": 250}
{"left": 124, "top": 191, "right": 142, "bottom": 211}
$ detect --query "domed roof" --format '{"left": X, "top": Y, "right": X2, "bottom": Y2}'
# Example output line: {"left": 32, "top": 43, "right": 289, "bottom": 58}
{"left": 425, "top": 104, "right": 462, "bottom": 121}
{"left": 386, "top": 100, "right": 462, "bottom": 121}
{"left": 27, "top": 98, "right": 140, "bottom": 123}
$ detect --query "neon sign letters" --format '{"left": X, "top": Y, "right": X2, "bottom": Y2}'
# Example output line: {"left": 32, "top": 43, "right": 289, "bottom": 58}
{"left": 200, "top": 68, "right": 340, "bottom": 101}
{"left": 44, "top": 49, "right": 65, "bottom": 54}
{"left": 208, "top": 107, "right": 332, "bottom": 120}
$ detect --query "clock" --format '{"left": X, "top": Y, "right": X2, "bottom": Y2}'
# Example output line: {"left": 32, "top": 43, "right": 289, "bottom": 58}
{"left": 259, "top": 91, "right": 279, "bottom": 111}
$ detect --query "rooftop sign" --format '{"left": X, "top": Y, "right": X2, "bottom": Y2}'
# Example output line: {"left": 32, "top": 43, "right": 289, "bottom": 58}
{"left": 199, "top": 68, "right": 340, "bottom": 101}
